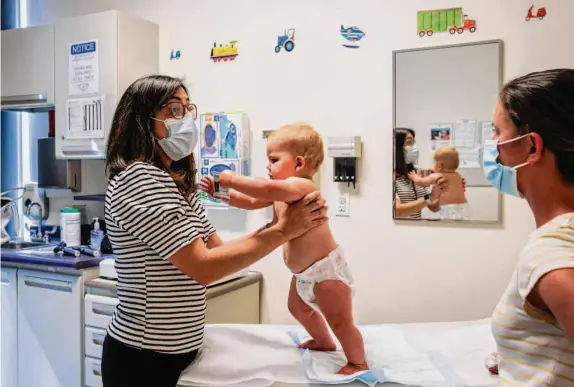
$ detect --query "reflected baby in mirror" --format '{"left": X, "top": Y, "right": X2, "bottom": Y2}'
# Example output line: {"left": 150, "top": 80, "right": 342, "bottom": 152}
{"left": 200, "top": 123, "right": 367, "bottom": 375}
{"left": 409, "top": 146, "right": 469, "bottom": 220}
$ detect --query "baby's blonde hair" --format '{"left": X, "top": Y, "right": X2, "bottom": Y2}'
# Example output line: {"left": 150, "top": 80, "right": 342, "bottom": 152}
{"left": 267, "top": 122, "right": 324, "bottom": 171}
{"left": 434, "top": 146, "right": 459, "bottom": 171}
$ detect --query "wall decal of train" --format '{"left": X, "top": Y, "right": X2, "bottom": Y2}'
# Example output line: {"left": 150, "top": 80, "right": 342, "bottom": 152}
{"left": 417, "top": 7, "right": 477, "bottom": 37}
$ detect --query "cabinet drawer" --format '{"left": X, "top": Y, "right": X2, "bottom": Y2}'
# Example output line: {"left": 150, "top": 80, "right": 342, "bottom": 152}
{"left": 85, "top": 357, "right": 103, "bottom": 387}
{"left": 85, "top": 294, "right": 118, "bottom": 329}
{"left": 85, "top": 326, "right": 106, "bottom": 359}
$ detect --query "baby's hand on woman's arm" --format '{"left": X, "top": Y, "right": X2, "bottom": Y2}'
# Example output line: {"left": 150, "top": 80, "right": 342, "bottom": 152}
{"left": 408, "top": 171, "right": 424, "bottom": 185}
{"left": 199, "top": 175, "right": 230, "bottom": 202}
{"left": 199, "top": 176, "right": 215, "bottom": 197}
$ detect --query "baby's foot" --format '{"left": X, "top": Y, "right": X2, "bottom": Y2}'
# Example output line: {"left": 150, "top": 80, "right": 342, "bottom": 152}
{"left": 298, "top": 339, "right": 336, "bottom": 352}
{"left": 336, "top": 362, "right": 369, "bottom": 376}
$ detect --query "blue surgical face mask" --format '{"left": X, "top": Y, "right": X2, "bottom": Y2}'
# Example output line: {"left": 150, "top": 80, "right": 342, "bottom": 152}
{"left": 405, "top": 145, "right": 419, "bottom": 165}
{"left": 153, "top": 114, "right": 198, "bottom": 161}
{"left": 482, "top": 136, "right": 530, "bottom": 198}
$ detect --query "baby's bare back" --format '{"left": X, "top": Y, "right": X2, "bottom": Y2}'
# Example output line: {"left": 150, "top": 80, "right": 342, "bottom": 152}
{"left": 274, "top": 201, "right": 338, "bottom": 274}
{"left": 440, "top": 172, "right": 467, "bottom": 204}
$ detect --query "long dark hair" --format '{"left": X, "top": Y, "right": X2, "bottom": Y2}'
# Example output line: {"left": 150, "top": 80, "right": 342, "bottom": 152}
{"left": 394, "top": 128, "right": 416, "bottom": 177}
{"left": 105, "top": 75, "right": 197, "bottom": 197}
{"left": 500, "top": 69, "right": 574, "bottom": 185}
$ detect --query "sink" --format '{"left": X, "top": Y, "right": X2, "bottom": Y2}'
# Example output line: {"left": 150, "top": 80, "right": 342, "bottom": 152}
{"left": 1, "top": 241, "right": 51, "bottom": 250}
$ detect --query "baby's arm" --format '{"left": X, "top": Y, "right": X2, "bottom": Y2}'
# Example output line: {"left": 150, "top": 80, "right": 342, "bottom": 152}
{"left": 408, "top": 171, "right": 443, "bottom": 187}
{"left": 219, "top": 173, "right": 316, "bottom": 203}
{"left": 228, "top": 191, "right": 272, "bottom": 210}
{"left": 199, "top": 176, "right": 272, "bottom": 210}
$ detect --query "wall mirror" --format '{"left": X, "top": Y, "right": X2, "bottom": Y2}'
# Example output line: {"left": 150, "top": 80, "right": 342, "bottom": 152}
{"left": 392, "top": 40, "right": 503, "bottom": 223}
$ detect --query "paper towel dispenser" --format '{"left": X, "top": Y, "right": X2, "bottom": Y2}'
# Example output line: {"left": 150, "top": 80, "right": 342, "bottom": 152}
{"left": 38, "top": 137, "right": 82, "bottom": 191}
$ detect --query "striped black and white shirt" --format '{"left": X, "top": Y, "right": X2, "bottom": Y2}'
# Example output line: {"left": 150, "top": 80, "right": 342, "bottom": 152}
{"left": 394, "top": 175, "right": 427, "bottom": 219}
{"left": 104, "top": 162, "right": 216, "bottom": 354}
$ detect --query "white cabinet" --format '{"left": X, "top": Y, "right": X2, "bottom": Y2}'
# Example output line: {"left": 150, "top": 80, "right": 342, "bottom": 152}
{"left": 17, "top": 270, "right": 82, "bottom": 387}
{"left": 54, "top": 10, "right": 158, "bottom": 159}
{"left": 0, "top": 25, "right": 55, "bottom": 109}
{"left": 1, "top": 268, "right": 18, "bottom": 387}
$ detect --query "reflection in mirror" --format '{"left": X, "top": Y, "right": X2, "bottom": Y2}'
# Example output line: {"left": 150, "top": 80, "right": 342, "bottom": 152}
{"left": 392, "top": 40, "right": 503, "bottom": 223}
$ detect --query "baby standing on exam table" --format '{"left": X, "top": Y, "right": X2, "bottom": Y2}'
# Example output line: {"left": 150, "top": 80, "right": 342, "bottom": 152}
{"left": 409, "top": 146, "right": 469, "bottom": 220}
{"left": 200, "top": 123, "right": 367, "bottom": 375}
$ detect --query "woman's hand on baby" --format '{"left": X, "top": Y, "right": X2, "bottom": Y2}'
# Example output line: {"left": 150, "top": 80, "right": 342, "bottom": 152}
{"left": 276, "top": 191, "right": 328, "bottom": 240}
{"left": 435, "top": 174, "right": 447, "bottom": 191}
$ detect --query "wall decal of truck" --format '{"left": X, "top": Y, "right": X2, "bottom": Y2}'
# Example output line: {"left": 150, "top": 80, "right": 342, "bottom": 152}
{"left": 417, "top": 8, "right": 477, "bottom": 37}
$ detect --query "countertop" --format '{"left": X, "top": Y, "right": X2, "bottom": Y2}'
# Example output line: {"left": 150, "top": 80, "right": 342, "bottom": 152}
{"left": 86, "top": 271, "right": 263, "bottom": 299}
{"left": 1, "top": 245, "right": 107, "bottom": 274}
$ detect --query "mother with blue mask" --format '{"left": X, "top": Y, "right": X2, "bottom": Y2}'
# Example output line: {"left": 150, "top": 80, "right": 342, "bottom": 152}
{"left": 484, "top": 69, "right": 574, "bottom": 386}
{"left": 101, "top": 75, "right": 328, "bottom": 387}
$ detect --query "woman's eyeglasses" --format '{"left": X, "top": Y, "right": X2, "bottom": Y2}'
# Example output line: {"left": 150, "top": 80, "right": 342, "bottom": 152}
{"left": 162, "top": 102, "right": 198, "bottom": 120}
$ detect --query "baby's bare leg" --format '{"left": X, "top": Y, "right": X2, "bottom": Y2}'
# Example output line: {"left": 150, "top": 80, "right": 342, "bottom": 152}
{"left": 288, "top": 276, "right": 336, "bottom": 351}
{"left": 315, "top": 280, "right": 367, "bottom": 375}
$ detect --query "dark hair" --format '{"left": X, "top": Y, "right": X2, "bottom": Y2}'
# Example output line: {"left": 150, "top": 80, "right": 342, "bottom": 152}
{"left": 394, "top": 128, "right": 416, "bottom": 176}
{"left": 500, "top": 69, "right": 574, "bottom": 184}
{"left": 405, "top": 128, "right": 416, "bottom": 139}
{"left": 105, "top": 75, "right": 197, "bottom": 197}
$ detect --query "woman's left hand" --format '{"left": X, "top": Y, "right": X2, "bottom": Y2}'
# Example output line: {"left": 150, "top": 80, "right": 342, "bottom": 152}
{"left": 436, "top": 175, "right": 448, "bottom": 191}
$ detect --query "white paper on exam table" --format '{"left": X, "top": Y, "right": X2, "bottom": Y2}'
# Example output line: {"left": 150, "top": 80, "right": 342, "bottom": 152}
{"left": 177, "top": 319, "right": 499, "bottom": 387}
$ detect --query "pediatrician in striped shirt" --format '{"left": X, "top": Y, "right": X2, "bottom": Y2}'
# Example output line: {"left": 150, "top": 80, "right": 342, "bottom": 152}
{"left": 486, "top": 69, "right": 574, "bottom": 386}
{"left": 101, "top": 75, "right": 328, "bottom": 387}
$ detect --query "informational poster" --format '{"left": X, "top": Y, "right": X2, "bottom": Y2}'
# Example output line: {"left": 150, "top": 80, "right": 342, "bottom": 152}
{"left": 457, "top": 148, "right": 481, "bottom": 169}
{"left": 66, "top": 96, "right": 105, "bottom": 139}
{"left": 429, "top": 123, "right": 452, "bottom": 150}
{"left": 454, "top": 119, "right": 477, "bottom": 148}
{"left": 69, "top": 40, "right": 99, "bottom": 96}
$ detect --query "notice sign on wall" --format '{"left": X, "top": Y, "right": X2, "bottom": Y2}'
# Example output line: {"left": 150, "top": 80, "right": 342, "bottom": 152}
{"left": 69, "top": 40, "right": 99, "bottom": 96}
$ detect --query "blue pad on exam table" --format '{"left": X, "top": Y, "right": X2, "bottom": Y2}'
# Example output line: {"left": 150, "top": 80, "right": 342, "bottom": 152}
{"left": 178, "top": 321, "right": 497, "bottom": 387}
{"left": 289, "top": 325, "right": 462, "bottom": 386}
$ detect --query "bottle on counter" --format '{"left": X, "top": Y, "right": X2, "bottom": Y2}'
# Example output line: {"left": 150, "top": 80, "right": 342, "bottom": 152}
{"left": 60, "top": 207, "right": 81, "bottom": 246}
{"left": 90, "top": 217, "right": 104, "bottom": 252}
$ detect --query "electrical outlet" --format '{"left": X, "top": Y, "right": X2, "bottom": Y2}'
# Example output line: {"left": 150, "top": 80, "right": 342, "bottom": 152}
{"left": 335, "top": 193, "right": 350, "bottom": 217}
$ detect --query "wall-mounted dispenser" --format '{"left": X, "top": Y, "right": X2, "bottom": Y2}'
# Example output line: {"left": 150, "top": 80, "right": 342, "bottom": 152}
{"left": 327, "top": 136, "right": 362, "bottom": 188}
{"left": 38, "top": 137, "right": 82, "bottom": 192}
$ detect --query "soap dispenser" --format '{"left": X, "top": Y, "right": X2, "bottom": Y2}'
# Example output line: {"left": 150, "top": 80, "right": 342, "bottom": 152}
{"left": 90, "top": 217, "right": 104, "bottom": 252}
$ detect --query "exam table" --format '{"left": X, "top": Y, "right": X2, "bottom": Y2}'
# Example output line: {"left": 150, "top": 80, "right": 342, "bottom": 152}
{"left": 177, "top": 318, "right": 499, "bottom": 387}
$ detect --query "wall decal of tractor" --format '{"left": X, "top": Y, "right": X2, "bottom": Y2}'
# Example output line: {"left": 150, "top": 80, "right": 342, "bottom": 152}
{"left": 526, "top": 5, "right": 546, "bottom": 21}
{"left": 417, "top": 7, "right": 477, "bottom": 37}
{"left": 275, "top": 29, "right": 295, "bottom": 53}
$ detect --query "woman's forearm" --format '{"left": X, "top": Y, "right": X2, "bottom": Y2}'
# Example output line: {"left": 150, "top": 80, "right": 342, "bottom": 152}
{"left": 170, "top": 223, "right": 288, "bottom": 285}
{"left": 427, "top": 200, "right": 441, "bottom": 212}
{"left": 394, "top": 198, "right": 426, "bottom": 217}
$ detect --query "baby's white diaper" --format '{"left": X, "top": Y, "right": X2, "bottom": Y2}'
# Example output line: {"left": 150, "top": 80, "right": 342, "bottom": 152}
{"left": 440, "top": 203, "right": 469, "bottom": 221}
{"left": 294, "top": 246, "right": 354, "bottom": 310}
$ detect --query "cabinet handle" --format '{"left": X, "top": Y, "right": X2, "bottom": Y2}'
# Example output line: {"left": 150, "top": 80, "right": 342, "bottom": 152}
{"left": 92, "top": 363, "right": 102, "bottom": 376}
{"left": 92, "top": 332, "right": 105, "bottom": 346}
{"left": 92, "top": 302, "right": 115, "bottom": 316}
{"left": 23, "top": 276, "right": 72, "bottom": 293}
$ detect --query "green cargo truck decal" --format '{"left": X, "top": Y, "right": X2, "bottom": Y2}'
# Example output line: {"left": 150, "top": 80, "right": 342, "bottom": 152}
{"left": 417, "top": 8, "right": 477, "bottom": 37}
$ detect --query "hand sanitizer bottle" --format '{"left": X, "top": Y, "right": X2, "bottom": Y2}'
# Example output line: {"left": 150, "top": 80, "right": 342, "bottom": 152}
{"left": 90, "top": 217, "right": 104, "bottom": 252}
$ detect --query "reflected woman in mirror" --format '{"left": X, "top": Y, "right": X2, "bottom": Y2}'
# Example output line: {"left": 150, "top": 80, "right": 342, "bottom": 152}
{"left": 393, "top": 128, "right": 442, "bottom": 219}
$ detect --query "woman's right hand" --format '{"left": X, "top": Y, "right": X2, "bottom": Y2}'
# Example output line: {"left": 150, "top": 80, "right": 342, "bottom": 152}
{"left": 275, "top": 191, "right": 328, "bottom": 240}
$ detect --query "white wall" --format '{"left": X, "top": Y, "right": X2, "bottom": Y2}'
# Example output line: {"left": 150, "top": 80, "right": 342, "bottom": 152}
{"left": 31, "top": 0, "right": 573, "bottom": 324}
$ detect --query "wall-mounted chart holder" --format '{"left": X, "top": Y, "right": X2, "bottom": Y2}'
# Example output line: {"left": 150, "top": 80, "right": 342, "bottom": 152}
{"left": 198, "top": 112, "right": 251, "bottom": 209}
{"left": 327, "top": 136, "right": 362, "bottom": 188}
